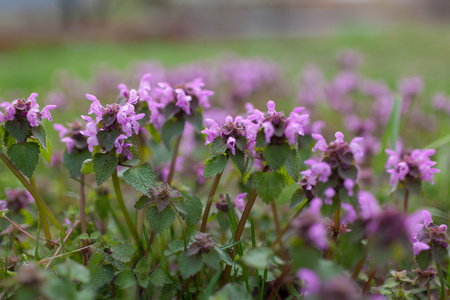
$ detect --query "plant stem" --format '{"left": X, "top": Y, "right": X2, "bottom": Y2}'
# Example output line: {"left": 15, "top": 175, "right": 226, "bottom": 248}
{"left": 144, "top": 231, "right": 155, "bottom": 257}
{"left": 79, "top": 174, "right": 89, "bottom": 265}
{"left": 437, "top": 264, "right": 448, "bottom": 300}
{"left": 362, "top": 269, "right": 376, "bottom": 294}
{"left": 351, "top": 256, "right": 366, "bottom": 280}
{"left": 270, "top": 198, "right": 309, "bottom": 250}
{"left": 222, "top": 187, "right": 258, "bottom": 284}
{"left": 199, "top": 167, "right": 226, "bottom": 232}
{"left": 326, "top": 198, "right": 341, "bottom": 260}
{"left": 403, "top": 188, "right": 409, "bottom": 214}
{"left": 426, "top": 283, "right": 431, "bottom": 300}
{"left": 30, "top": 175, "right": 53, "bottom": 245}
{"left": 167, "top": 135, "right": 182, "bottom": 186}
{"left": 271, "top": 201, "right": 287, "bottom": 260}
{"left": 1, "top": 214, "right": 39, "bottom": 242}
{"left": 1, "top": 153, "right": 66, "bottom": 238}
{"left": 112, "top": 170, "right": 144, "bottom": 254}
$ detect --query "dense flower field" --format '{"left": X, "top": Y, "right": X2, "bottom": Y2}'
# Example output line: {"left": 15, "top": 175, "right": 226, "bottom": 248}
{"left": 1, "top": 51, "right": 450, "bottom": 299}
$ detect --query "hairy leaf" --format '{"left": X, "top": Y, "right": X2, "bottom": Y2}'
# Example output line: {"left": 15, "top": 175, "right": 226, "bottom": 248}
{"left": 161, "top": 117, "right": 185, "bottom": 149}
{"left": 97, "top": 130, "right": 120, "bottom": 152}
{"left": 178, "top": 251, "right": 203, "bottom": 278}
{"left": 146, "top": 205, "right": 176, "bottom": 233}
{"left": 63, "top": 149, "right": 92, "bottom": 178}
{"left": 123, "top": 162, "right": 156, "bottom": 194}
{"left": 253, "top": 171, "right": 286, "bottom": 204}
{"left": 204, "top": 154, "right": 227, "bottom": 178}
{"left": 263, "top": 143, "right": 291, "bottom": 171}
{"left": 7, "top": 142, "right": 40, "bottom": 178}
{"left": 92, "top": 153, "right": 118, "bottom": 185}
{"left": 5, "top": 120, "right": 29, "bottom": 143}
{"left": 31, "top": 125, "right": 47, "bottom": 150}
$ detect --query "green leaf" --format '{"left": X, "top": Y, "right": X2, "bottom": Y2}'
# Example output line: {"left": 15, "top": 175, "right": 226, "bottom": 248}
{"left": 172, "top": 199, "right": 188, "bottom": 215}
{"left": 0, "top": 126, "right": 4, "bottom": 147}
{"left": 146, "top": 205, "right": 176, "bottom": 233}
{"left": 235, "top": 136, "right": 247, "bottom": 151}
{"left": 255, "top": 130, "right": 267, "bottom": 148}
{"left": 81, "top": 159, "right": 93, "bottom": 175}
{"left": 214, "top": 283, "right": 252, "bottom": 300}
{"left": 111, "top": 243, "right": 136, "bottom": 263}
{"left": 92, "top": 153, "right": 118, "bottom": 185}
{"left": 56, "top": 260, "right": 90, "bottom": 284}
{"left": 161, "top": 117, "right": 185, "bottom": 149}
{"left": 146, "top": 123, "right": 161, "bottom": 144}
{"left": 215, "top": 247, "right": 233, "bottom": 265}
{"left": 337, "top": 165, "right": 358, "bottom": 181}
{"left": 134, "top": 256, "right": 151, "bottom": 288}
{"left": 31, "top": 125, "right": 47, "bottom": 150}
{"left": 253, "top": 171, "right": 286, "bottom": 204}
{"left": 416, "top": 250, "right": 433, "bottom": 271}
{"left": 163, "top": 240, "right": 185, "bottom": 256}
{"left": 149, "top": 268, "right": 172, "bottom": 287}
{"left": 217, "top": 211, "right": 229, "bottom": 231}
{"left": 3, "top": 130, "right": 15, "bottom": 148}
{"left": 243, "top": 247, "right": 272, "bottom": 270}
{"left": 285, "top": 148, "right": 301, "bottom": 182}
{"left": 180, "top": 195, "right": 202, "bottom": 226}
{"left": 102, "top": 113, "right": 117, "bottom": 127}
{"left": 241, "top": 155, "right": 254, "bottom": 183}
{"left": 97, "top": 130, "right": 120, "bottom": 152}
{"left": 203, "top": 249, "right": 221, "bottom": 269}
{"left": 432, "top": 244, "right": 448, "bottom": 263}
{"left": 87, "top": 264, "right": 115, "bottom": 292}
{"left": 5, "top": 120, "right": 30, "bottom": 143}
{"left": 230, "top": 149, "right": 245, "bottom": 175}
{"left": 114, "top": 270, "right": 137, "bottom": 290}
{"left": 7, "top": 142, "right": 40, "bottom": 178}
{"left": 204, "top": 154, "right": 227, "bottom": 178}
{"left": 135, "top": 195, "right": 154, "bottom": 210}
{"left": 186, "top": 110, "right": 203, "bottom": 132}
{"left": 263, "top": 144, "right": 291, "bottom": 171}
{"left": 63, "top": 149, "right": 92, "bottom": 178}
{"left": 39, "top": 138, "right": 52, "bottom": 164}
{"left": 289, "top": 188, "right": 305, "bottom": 209}
{"left": 179, "top": 251, "right": 203, "bottom": 278}
{"left": 123, "top": 162, "right": 156, "bottom": 194}
{"left": 210, "top": 137, "right": 228, "bottom": 156}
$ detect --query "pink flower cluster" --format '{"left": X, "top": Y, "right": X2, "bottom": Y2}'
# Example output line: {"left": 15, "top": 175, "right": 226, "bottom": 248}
{"left": 80, "top": 94, "right": 145, "bottom": 158}
{"left": 409, "top": 210, "right": 448, "bottom": 256}
{"left": 385, "top": 147, "right": 439, "bottom": 186}
{"left": 0, "top": 93, "right": 56, "bottom": 127}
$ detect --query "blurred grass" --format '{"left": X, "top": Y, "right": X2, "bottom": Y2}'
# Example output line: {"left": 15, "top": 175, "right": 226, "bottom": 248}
{"left": 1, "top": 23, "right": 450, "bottom": 95}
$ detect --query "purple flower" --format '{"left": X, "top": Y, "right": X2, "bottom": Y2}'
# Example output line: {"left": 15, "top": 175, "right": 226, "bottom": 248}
{"left": 262, "top": 121, "right": 274, "bottom": 143}
{"left": 344, "top": 179, "right": 354, "bottom": 196}
{"left": 1, "top": 102, "right": 15, "bottom": 121}
{"left": 114, "top": 134, "right": 128, "bottom": 155}
{"left": 385, "top": 147, "right": 439, "bottom": 186}
{"left": 412, "top": 242, "right": 430, "bottom": 256}
{"left": 53, "top": 124, "right": 68, "bottom": 138}
{"left": 234, "top": 193, "right": 247, "bottom": 211}
{"left": 297, "top": 268, "right": 320, "bottom": 296}
{"left": 324, "top": 188, "right": 335, "bottom": 205}
{"left": 61, "top": 137, "right": 75, "bottom": 153}
{"left": 227, "top": 136, "right": 236, "bottom": 155}
{"left": 175, "top": 88, "right": 192, "bottom": 115}
{"left": 341, "top": 203, "right": 357, "bottom": 223}
{"left": 40, "top": 105, "right": 56, "bottom": 122}
{"left": 80, "top": 116, "right": 99, "bottom": 152}
{"left": 311, "top": 134, "right": 327, "bottom": 152}
{"left": 26, "top": 107, "right": 40, "bottom": 127}
{"left": 358, "top": 191, "right": 380, "bottom": 221}
{"left": 201, "top": 119, "right": 220, "bottom": 145}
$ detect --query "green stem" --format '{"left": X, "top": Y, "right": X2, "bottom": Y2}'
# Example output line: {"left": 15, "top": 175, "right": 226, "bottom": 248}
{"left": 199, "top": 163, "right": 227, "bottom": 232}
{"left": 271, "top": 198, "right": 309, "bottom": 250}
{"left": 437, "top": 264, "right": 448, "bottom": 300}
{"left": 112, "top": 170, "right": 144, "bottom": 254}
{"left": 403, "top": 188, "right": 409, "bottom": 214}
{"left": 79, "top": 174, "right": 89, "bottom": 265}
{"left": 326, "top": 197, "right": 341, "bottom": 260}
{"left": 30, "top": 175, "right": 52, "bottom": 245}
{"left": 222, "top": 187, "right": 258, "bottom": 284}
{"left": 1, "top": 153, "right": 66, "bottom": 238}
{"left": 167, "top": 135, "right": 182, "bottom": 186}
